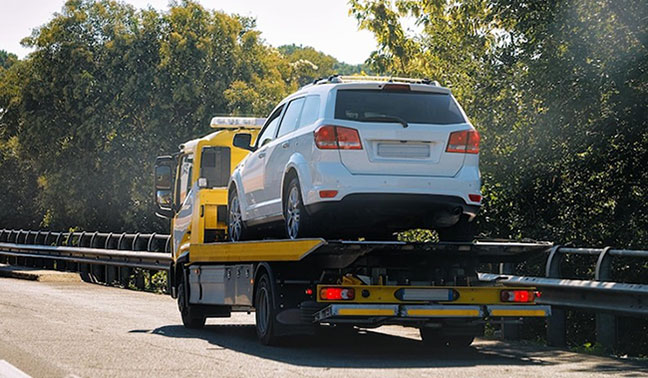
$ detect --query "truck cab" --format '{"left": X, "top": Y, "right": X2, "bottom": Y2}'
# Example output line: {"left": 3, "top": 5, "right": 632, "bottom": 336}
{"left": 154, "top": 117, "right": 263, "bottom": 265}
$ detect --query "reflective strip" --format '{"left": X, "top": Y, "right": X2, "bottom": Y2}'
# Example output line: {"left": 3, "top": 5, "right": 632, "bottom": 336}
{"left": 487, "top": 305, "right": 551, "bottom": 317}
{"left": 407, "top": 309, "right": 480, "bottom": 317}
{"left": 490, "top": 309, "right": 548, "bottom": 317}
{"left": 337, "top": 308, "right": 397, "bottom": 316}
{"left": 402, "top": 305, "right": 483, "bottom": 318}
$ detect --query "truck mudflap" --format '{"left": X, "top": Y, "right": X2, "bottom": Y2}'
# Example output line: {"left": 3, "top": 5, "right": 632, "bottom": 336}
{"left": 313, "top": 304, "right": 551, "bottom": 323}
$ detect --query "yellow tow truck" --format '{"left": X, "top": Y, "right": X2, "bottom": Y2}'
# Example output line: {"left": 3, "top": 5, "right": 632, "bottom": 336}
{"left": 154, "top": 117, "right": 551, "bottom": 346}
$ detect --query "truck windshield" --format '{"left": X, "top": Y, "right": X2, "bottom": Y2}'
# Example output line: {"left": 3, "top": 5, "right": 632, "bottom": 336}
{"left": 335, "top": 89, "right": 466, "bottom": 125}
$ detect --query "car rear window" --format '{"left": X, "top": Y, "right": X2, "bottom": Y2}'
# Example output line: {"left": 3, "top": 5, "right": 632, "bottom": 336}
{"left": 334, "top": 89, "right": 466, "bottom": 125}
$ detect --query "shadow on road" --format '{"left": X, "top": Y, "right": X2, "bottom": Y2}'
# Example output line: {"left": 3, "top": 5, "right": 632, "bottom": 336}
{"left": 143, "top": 324, "right": 551, "bottom": 369}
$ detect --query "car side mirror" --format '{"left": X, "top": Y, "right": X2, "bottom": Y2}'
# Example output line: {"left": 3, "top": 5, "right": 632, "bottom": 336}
{"left": 233, "top": 133, "right": 255, "bottom": 151}
{"left": 154, "top": 156, "right": 175, "bottom": 218}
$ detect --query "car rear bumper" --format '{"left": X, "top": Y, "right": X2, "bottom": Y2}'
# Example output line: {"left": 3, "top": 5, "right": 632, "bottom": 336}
{"left": 306, "top": 193, "right": 480, "bottom": 229}
{"left": 303, "top": 162, "right": 482, "bottom": 211}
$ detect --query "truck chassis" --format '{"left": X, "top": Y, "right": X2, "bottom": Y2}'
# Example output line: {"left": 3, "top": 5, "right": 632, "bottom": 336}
{"left": 170, "top": 239, "right": 552, "bottom": 346}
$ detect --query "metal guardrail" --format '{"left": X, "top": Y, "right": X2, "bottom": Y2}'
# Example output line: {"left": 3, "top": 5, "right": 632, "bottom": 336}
{"left": 494, "top": 245, "right": 648, "bottom": 351}
{"left": 0, "top": 229, "right": 172, "bottom": 289}
{"left": 1, "top": 229, "right": 646, "bottom": 351}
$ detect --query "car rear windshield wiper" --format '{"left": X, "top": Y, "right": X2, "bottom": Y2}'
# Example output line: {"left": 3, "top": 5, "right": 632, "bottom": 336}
{"left": 358, "top": 115, "right": 409, "bottom": 128}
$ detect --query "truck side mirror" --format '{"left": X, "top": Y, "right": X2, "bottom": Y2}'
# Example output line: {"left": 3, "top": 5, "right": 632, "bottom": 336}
{"left": 154, "top": 156, "right": 175, "bottom": 219}
{"left": 233, "top": 133, "right": 255, "bottom": 151}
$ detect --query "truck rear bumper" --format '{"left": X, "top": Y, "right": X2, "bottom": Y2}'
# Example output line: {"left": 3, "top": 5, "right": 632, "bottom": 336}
{"left": 313, "top": 304, "right": 551, "bottom": 323}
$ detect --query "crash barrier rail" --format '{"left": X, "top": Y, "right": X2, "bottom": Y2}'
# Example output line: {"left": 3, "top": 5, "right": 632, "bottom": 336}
{"left": 490, "top": 245, "right": 648, "bottom": 351}
{"left": 0, "top": 229, "right": 646, "bottom": 351}
{"left": 0, "top": 229, "right": 171, "bottom": 290}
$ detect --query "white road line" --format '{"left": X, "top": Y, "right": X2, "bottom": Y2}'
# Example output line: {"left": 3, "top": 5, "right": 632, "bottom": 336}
{"left": 0, "top": 361, "right": 30, "bottom": 378}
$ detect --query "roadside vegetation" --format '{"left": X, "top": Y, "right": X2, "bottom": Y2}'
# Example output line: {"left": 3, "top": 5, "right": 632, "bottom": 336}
{"left": 0, "top": 0, "right": 646, "bottom": 356}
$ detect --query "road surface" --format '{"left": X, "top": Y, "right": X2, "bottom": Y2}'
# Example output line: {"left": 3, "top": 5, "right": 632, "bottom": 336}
{"left": 0, "top": 277, "right": 646, "bottom": 377}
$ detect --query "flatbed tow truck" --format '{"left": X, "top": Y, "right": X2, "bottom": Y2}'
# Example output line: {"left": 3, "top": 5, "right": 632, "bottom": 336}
{"left": 154, "top": 117, "right": 552, "bottom": 346}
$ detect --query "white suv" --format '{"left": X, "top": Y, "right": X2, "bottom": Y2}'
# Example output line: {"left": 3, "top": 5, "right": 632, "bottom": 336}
{"left": 228, "top": 76, "right": 482, "bottom": 241}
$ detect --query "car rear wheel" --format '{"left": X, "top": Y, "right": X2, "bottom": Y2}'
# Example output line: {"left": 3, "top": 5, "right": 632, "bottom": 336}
{"left": 283, "top": 178, "right": 311, "bottom": 239}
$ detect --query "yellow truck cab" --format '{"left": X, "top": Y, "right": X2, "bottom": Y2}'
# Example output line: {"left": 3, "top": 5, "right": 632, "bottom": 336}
{"left": 154, "top": 116, "right": 551, "bottom": 347}
{"left": 154, "top": 117, "right": 263, "bottom": 259}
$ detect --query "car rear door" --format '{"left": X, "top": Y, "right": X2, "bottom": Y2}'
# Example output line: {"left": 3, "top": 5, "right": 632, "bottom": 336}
{"left": 333, "top": 87, "right": 470, "bottom": 177}
{"left": 261, "top": 97, "right": 306, "bottom": 217}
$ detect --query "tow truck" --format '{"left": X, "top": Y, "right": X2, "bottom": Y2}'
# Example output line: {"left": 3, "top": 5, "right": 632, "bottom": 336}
{"left": 154, "top": 117, "right": 552, "bottom": 346}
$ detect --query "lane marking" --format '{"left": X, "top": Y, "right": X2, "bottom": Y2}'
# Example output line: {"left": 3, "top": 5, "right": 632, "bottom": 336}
{"left": 0, "top": 360, "right": 31, "bottom": 378}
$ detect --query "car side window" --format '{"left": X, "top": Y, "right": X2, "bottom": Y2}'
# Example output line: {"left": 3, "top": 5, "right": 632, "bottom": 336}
{"left": 257, "top": 105, "right": 284, "bottom": 148}
{"left": 297, "top": 95, "right": 320, "bottom": 129}
{"left": 277, "top": 97, "right": 305, "bottom": 138}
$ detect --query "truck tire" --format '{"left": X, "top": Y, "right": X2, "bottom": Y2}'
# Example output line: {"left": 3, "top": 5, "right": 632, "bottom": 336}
{"left": 437, "top": 215, "right": 476, "bottom": 242}
{"left": 228, "top": 190, "right": 250, "bottom": 241}
{"left": 178, "top": 281, "right": 206, "bottom": 329}
{"left": 255, "top": 273, "right": 280, "bottom": 345}
{"left": 283, "top": 178, "right": 312, "bottom": 240}
{"left": 420, "top": 328, "right": 474, "bottom": 348}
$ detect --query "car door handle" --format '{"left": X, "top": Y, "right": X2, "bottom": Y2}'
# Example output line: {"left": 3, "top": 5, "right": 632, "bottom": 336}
{"left": 281, "top": 142, "right": 290, "bottom": 149}
{"left": 258, "top": 152, "right": 266, "bottom": 159}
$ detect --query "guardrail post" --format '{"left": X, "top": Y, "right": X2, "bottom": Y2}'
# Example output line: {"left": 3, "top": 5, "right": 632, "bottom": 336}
{"left": 499, "top": 262, "right": 520, "bottom": 340}
{"left": 545, "top": 245, "right": 567, "bottom": 347}
{"left": 595, "top": 247, "right": 617, "bottom": 352}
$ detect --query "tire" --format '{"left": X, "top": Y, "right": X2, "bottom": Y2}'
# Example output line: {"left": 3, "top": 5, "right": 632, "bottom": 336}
{"left": 283, "top": 178, "right": 312, "bottom": 239}
{"left": 437, "top": 215, "right": 476, "bottom": 242}
{"left": 420, "top": 328, "right": 474, "bottom": 348}
{"left": 228, "top": 190, "right": 249, "bottom": 241}
{"left": 254, "top": 273, "right": 280, "bottom": 345}
{"left": 177, "top": 281, "right": 206, "bottom": 329}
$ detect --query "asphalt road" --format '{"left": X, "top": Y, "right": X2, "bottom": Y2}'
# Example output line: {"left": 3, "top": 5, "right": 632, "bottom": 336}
{"left": 0, "top": 277, "right": 646, "bottom": 378}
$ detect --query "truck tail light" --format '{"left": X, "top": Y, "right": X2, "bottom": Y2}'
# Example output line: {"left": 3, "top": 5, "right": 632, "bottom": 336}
{"left": 446, "top": 130, "right": 480, "bottom": 154}
{"left": 320, "top": 287, "right": 355, "bottom": 300}
{"left": 468, "top": 194, "right": 482, "bottom": 203}
{"left": 314, "top": 126, "right": 362, "bottom": 150}
{"left": 500, "top": 290, "right": 536, "bottom": 303}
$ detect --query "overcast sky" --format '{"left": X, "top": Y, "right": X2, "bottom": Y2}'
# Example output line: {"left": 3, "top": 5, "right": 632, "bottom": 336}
{"left": 0, "top": 0, "right": 378, "bottom": 64}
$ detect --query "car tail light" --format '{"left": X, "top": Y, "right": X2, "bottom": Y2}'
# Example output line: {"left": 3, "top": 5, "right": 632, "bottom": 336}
{"left": 314, "top": 126, "right": 338, "bottom": 149}
{"left": 314, "top": 126, "right": 363, "bottom": 150}
{"left": 320, "top": 287, "right": 355, "bottom": 300}
{"left": 500, "top": 290, "right": 536, "bottom": 303}
{"left": 446, "top": 130, "right": 480, "bottom": 154}
{"left": 335, "top": 126, "right": 363, "bottom": 149}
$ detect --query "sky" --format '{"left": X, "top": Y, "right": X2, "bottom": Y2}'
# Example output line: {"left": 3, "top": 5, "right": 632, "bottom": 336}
{"left": 0, "top": 0, "right": 378, "bottom": 65}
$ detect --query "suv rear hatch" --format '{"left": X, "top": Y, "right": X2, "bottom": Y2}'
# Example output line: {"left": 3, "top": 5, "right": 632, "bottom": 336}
{"left": 334, "top": 84, "right": 470, "bottom": 177}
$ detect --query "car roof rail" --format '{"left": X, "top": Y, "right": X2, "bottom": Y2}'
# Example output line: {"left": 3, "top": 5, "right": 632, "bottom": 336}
{"left": 299, "top": 75, "right": 440, "bottom": 90}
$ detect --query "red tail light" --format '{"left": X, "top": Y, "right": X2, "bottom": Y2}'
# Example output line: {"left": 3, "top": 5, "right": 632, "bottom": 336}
{"left": 500, "top": 290, "right": 536, "bottom": 303}
{"left": 314, "top": 126, "right": 362, "bottom": 150}
{"left": 446, "top": 130, "right": 480, "bottom": 154}
{"left": 320, "top": 287, "right": 355, "bottom": 300}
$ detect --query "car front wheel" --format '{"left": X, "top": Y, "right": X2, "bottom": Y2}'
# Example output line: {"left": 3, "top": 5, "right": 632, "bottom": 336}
{"left": 228, "top": 190, "right": 249, "bottom": 241}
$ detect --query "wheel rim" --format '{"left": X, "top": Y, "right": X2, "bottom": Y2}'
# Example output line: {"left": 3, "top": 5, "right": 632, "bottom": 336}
{"left": 286, "top": 186, "right": 301, "bottom": 239}
{"left": 257, "top": 285, "right": 270, "bottom": 335}
{"left": 229, "top": 195, "right": 242, "bottom": 241}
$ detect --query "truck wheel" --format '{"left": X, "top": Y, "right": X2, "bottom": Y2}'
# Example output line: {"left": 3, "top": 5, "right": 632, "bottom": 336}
{"left": 437, "top": 215, "right": 476, "bottom": 242}
{"left": 420, "top": 328, "right": 475, "bottom": 348}
{"left": 178, "top": 281, "right": 206, "bottom": 329}
{"left": 255, "top": 273, "right": 280, "bottom": 345}
{"left": 228, "top": 190, "right": 249, "bottom": 241}
{"left": 283, "top": 178, "right": 311, "bottom": 239}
